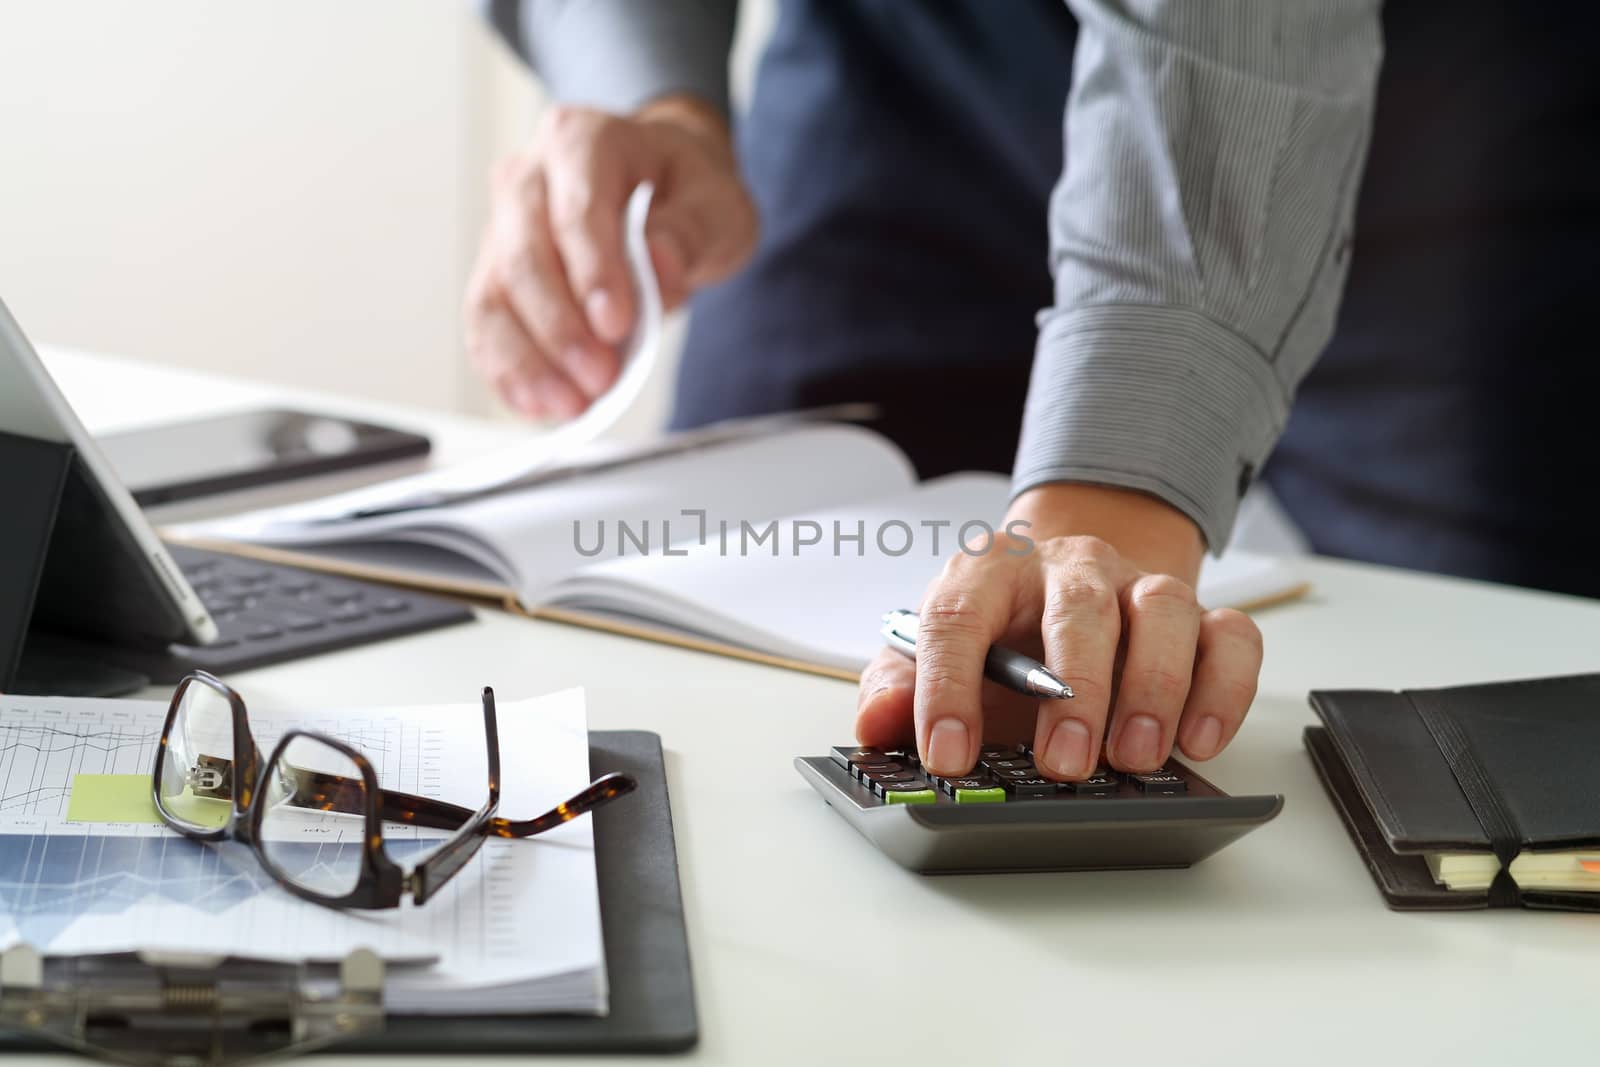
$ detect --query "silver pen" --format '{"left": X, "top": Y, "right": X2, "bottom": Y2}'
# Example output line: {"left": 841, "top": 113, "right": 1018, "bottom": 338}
{"left": 880, "top": 609, "right": 1074, "bottom": 700}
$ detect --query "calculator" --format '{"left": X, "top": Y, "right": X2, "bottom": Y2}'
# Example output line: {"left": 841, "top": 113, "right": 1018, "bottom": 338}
{"left": 795, "top": 743, "right": 1283, "bottom": 874}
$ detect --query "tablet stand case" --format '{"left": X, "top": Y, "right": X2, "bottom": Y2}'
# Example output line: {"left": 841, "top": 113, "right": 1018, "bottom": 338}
{"left": 1305, "top": 673, "right": 1600, "bottom": 913}
{"left": 0, "top": 729, "right": 697, "bottom": 1061}
{"left": 0, "top": 430, "right": 184, "bottom": 697}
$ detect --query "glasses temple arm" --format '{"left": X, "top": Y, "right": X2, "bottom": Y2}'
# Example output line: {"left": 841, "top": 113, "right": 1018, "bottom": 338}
{"left": 291, "top": 771, "right": 638, "bottom": 836}
{"left": 487, "top": 772, "right": 638, "bottom": 839}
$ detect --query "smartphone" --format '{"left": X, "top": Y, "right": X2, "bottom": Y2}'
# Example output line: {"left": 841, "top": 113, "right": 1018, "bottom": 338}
{"left": 98, "top": 408, "right": 432, "bottom": 507}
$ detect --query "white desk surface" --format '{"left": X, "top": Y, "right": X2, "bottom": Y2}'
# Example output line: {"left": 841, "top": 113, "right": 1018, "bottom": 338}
{"left": 19, "top": 347, "right": 1600, "bottom": 1066}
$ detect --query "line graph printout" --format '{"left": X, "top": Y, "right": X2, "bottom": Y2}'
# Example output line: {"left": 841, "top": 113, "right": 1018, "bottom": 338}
{"left": 0, "top": 688, "right": 606, "bottom": 1015}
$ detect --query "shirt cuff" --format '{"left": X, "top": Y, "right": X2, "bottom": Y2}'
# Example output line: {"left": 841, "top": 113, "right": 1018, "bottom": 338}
{"left": 486, "top": 0, "right": 736, "bottom": 118}
{"left": 1011, "top": 304, "right": 1291, "bottom": 553}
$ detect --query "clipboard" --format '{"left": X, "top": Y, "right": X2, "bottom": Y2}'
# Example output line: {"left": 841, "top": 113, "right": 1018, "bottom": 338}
{"left": 0, "top": 729, "right": 697, "bottom": 1061}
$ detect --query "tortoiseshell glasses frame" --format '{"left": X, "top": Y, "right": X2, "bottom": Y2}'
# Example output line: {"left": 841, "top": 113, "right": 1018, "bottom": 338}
{"left": 150, "top": 670, "right": 636, "bottom": 910}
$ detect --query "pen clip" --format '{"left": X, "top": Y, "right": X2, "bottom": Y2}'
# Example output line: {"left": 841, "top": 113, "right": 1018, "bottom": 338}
{"left": 879, "top": 609, "right": 919, "bottom": 658}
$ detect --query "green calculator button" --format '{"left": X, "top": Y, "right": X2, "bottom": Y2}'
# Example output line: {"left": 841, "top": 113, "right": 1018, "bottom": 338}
{"left": 883, "top": 788, "right": 938, "bottom": 805}
{"left": 953, "top": 787, "right": 1006, "bottom": 804}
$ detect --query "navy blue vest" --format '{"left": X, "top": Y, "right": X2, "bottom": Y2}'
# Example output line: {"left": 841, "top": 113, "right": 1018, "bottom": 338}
{"left": 673, "top": 1, "right": 1600, "bottom": 598}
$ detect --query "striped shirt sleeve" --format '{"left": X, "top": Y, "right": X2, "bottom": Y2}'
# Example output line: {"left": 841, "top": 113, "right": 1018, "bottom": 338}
{"left": 1014, "top": 0, "right": 1384, "bottom": 552}
{"left": 481, "top": 0, "right": 737, "bottom": 116}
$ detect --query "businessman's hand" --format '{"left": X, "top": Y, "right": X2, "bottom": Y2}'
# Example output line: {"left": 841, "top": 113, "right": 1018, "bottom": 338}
{"left": 854, "top": 484, "right": 1263, "bottom": 779}
{"left": 464, "top": 95, "right": 757, "bottom": 419}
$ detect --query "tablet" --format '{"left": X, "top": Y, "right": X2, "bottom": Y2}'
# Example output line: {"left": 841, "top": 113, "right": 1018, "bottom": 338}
{"left": 0, "top": 296, "right": 216, "bottom": 648}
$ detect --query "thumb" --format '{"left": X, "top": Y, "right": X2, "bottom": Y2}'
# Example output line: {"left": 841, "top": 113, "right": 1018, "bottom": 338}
{"left": 855, "top": 650, "right": 917, "bottom": 749}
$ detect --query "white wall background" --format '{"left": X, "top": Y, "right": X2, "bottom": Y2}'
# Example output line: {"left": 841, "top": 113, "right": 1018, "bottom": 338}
{"left": 0, "top": 0, "right": 775, "bottom": 432}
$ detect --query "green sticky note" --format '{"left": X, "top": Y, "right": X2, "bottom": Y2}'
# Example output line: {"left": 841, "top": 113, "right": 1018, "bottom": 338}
{"left": 883, "top": 789, "right": 937, "bottom": 805}
{"left": 953, "top": 787, "right": 1006, "bottom": 804}
{"left": 66, "top": 774, "right": 163, "bottom": 824}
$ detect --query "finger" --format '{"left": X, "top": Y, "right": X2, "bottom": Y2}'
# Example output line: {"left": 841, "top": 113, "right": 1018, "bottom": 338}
{"left": 1032, "top": 554, "right": 1123, "bottom": 780}
{"left": 1176, "top": 608, "right": 1263, "bottom": 760}
{"left": 494, "top": 174, "right": 615, "bottom": 405}
{"left": 645, "top": 196, "right": 752, "bottom": 292}
{"left": 544, "top": 135, "right": 636, "bottom": 346}
{"left": 1107, "top": 574, "right": 1202, "bottom": 773}
{"left": 913, "top": 558, "right": 1020, "bottom": 776}
{"left": 473, "top": 298, "right": 585, "bottom": 420}
{"left": 854, "top": 649, "right": 916, "bottom": 749}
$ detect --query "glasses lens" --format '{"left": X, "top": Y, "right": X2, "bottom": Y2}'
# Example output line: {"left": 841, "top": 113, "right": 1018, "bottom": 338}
{"left": 257, "top": 736, "right": 368, "bottom": 900}
{"left": 157, "top": 679, "right": 236, "bottom": 831}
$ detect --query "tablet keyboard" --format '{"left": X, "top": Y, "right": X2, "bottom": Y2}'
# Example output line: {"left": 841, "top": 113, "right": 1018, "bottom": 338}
{"left": 153, "top": 544, "right": 474, "bottom": 680}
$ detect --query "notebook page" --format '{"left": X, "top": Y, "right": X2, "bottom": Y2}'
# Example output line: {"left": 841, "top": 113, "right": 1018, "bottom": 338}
{"left": 181, "top": 424, "right": 917, "bottom": 601}
{"left": 545, "top": 473, "right": 1307, "bottom": 671}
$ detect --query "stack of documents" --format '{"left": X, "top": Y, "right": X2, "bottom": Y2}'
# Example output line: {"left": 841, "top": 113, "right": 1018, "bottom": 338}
{"left": 0, "top": 688, "right": 607, "bottom": 1015}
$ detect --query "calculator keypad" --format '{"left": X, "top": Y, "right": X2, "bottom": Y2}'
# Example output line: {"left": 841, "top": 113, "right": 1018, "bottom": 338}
{"left": 828, "top": 745, "right": 1195, "bottom": 804}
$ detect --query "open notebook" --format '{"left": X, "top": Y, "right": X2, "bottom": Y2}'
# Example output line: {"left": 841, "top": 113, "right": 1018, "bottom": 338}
{"left": 176, "top": 423, "right": 1308, "bottom": 680}
{"left": 173, "top": 181, "right": 1304, "bottom": 677}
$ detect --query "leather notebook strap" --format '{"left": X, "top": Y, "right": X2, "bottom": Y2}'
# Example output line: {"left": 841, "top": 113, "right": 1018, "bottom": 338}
{"left": 1404, "top": 692, "right": 1523, "bottom": 907}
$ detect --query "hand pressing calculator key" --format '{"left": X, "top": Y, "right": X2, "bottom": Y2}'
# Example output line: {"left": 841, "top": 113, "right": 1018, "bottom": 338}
{"left": 795, "top": 743, "right": 1282, "bottom": 874}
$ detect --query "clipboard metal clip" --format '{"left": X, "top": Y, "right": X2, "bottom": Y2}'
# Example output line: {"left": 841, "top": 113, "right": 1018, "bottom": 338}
{"left": 0, "top": 944, "right": 384, "bottom": 1067}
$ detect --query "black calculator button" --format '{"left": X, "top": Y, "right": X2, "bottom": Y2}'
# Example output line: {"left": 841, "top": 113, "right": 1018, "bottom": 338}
{"left": 245, "top": 624, "right": 283, "bottom": 642}
{"left": 858, "top": 765, "right": 910, "bottom": 781}
{"left": 991, "top": 767, "right": 1041, "bottom": 781}
{"left": 980, "top": 744, "right": 1021, "bottom": 760}
{"left": 1065, "top": 773, "right": 1120, "bottom": 797}
{"left": 1003, "top": 777, "right": 1063, "bottom": 798}
{"left": 1131, "top": 771, "right": 1187, "bottom": 795}
{"left": 982, "top": 758, "right": 1034, "bottom": 773}
{"left": 936, "top": 775, "right": 997, "bottom": 794}
{"left": 831, "top": 746, "right": 890, "bottom": 770}
{"left": 877, "top": 780, "right": 937, "bottom": 796}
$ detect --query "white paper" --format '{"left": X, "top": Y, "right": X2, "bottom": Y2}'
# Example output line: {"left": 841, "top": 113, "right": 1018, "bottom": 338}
{"left": 200, "top": 182, "right": 665, "bottom": 530}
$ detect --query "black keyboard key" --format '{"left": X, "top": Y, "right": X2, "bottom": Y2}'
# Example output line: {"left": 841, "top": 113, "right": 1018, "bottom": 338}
{"left": 857, "top": 762, "right": 907, "bottom": 779}
{"left": 278, "top": 577, "right": 319, "bottom": 595}
{"left": 245, "top": 624, "right": 283, "bottom": 642}
{"left": 331, "top": 605, "right": 370, "bottom": 624}
{"left": 327, "top": 589, "right": 366, "bottom": 605}
{"left": 1131, "top": 771, "right": 1187, "bottom": 795}
{"left": 282, "top": 612, "right": 326, "bottom": 632}
{"left": 1065, "top": 772, "right": 1120, "bottom": 797}
{"left": 375, "top": 597, "right": 411, "bottom": 615}
{"left": 1002, "top": 776, "right": 1063, "bottom": 799}
{"left": 991, "top": 767, "right": 1042, "bottom": 782}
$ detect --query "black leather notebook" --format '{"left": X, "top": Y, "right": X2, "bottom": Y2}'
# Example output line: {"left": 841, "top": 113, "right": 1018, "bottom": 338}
{"left": 1306, "top": 673, "right": 1600, "bottom": 912}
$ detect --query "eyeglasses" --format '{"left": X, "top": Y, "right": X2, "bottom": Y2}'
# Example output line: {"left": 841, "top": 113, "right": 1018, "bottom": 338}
{"left": 150, "top": 670, "right": 636, "bottom": 910}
